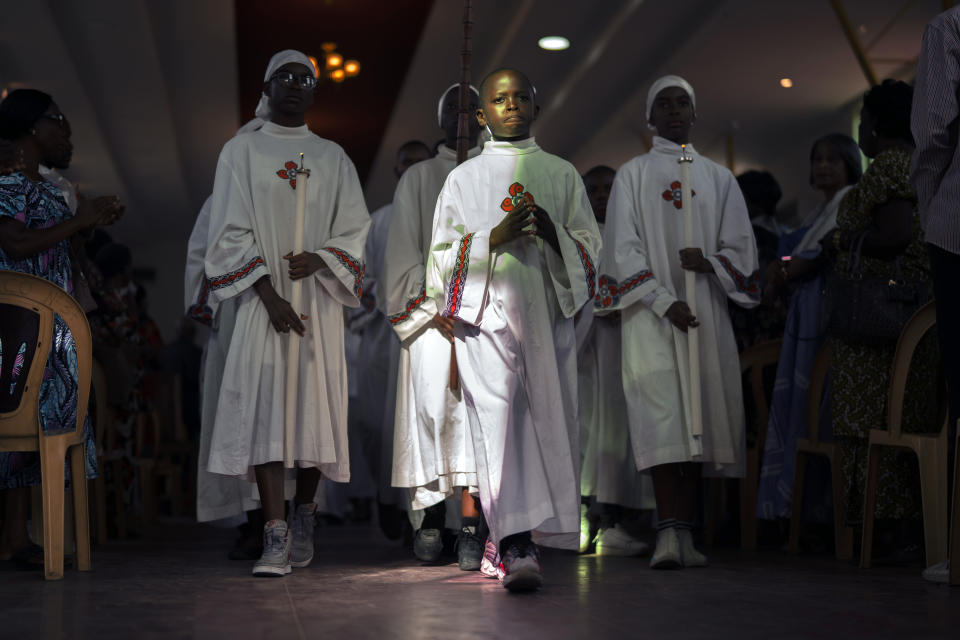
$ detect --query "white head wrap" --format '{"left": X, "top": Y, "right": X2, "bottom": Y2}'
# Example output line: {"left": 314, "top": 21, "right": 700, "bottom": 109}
{"left": 437, "top": 83, "right": 480, "bottom": 127}
{"left": 645, "top": 74, "right": 696, "bottom": 131}
{"left": 252, "top": 49, "right": 317, "bottom": 123}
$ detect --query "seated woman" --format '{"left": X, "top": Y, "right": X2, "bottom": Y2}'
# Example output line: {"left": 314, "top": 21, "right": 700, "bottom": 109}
{"left": 756, "top": 133, "right": 862, "bottom": 526}
{"left": 0, "top": 89, "right": 121, "bottom": 566}
{"left": 824, "top": 80, "right": 938, "bottom": 556}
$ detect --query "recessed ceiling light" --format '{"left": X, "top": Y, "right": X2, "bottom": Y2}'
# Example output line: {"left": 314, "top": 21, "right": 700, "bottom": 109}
{"left": 538, "top": 36, "right": 570, "bottom": 51}
{"left": 780, "top": 78, "right": 793, "bottom": 88}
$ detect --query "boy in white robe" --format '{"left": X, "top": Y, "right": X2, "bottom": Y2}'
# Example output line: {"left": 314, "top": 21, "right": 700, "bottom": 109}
{"left": 596, "top": 75, "right": 758, "bottom": 569}
{"left": 578, "top": 166, "right": 653, "bottom": 557}
{"left": 384, "top": 86, "right": 485, "bottom": 568}
{"left": 429, "top": 69, "right": 601, "bottom": 591}
{"left": 204, "top": 50, "right": 370, "bottom": 577}
{"left": 187, "top": 119, "right": 290, "bottom": 559}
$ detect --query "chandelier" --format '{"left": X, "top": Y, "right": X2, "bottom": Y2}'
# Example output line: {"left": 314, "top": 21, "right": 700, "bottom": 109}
{"left": 309, "top": 42, "right": 360, "bottom": 83}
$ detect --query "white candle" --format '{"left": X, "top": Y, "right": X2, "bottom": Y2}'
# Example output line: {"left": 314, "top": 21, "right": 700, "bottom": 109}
{"left": 285, "top": 153, "right": 309, "bottom": 466}
{"left": 679, "top": 145, "right": 703, "bottom": 443}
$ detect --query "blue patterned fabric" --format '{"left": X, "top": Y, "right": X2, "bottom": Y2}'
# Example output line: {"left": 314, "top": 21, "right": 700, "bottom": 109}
{"left": 756, "top": 247, "right": 833, "bottom": 522}
{"left": 0, "top": 172, "right": 97, "bottom": 489}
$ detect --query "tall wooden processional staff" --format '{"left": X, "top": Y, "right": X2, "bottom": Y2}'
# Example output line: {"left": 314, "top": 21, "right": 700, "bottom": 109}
{"left": 449, "top": 0, "right": 473, "bottom": 391}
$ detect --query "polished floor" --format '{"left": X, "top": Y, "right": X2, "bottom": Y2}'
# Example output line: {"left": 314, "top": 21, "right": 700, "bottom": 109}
{"left": 1, "top": 520, "right": 957, "bottom": 639}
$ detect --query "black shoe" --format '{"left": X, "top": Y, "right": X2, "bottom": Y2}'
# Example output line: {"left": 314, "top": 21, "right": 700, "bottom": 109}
{"left": 413, "top": 528, "right": 443, "bottom": 563}
{"left": 456, "top": 528, "right": 483, "bottom": 571}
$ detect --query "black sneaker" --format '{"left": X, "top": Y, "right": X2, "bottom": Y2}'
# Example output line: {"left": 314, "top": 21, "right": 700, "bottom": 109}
{"left": 456, "top": 528, "right": 484, "bottom": 571}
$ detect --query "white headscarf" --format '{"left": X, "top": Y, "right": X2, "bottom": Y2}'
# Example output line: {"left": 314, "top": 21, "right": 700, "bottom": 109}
{"left": 646, "top": 75, "right": 696, "bottom": 131}
{"left": 245, "top": 49, "right": 317, "bottom": 131}
{"left": 437, "top": 83, "right": 480, "bottom": 127}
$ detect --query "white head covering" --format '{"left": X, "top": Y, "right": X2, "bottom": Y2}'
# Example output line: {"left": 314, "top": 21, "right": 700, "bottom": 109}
{"left": 250, "top": 49, "right": 317, "bottom": 125}
{"left": 437, "top": 83, "right": 480, "bottom": 127}
{"left": 645, "top": 75, "right": 696, "bottom": 131}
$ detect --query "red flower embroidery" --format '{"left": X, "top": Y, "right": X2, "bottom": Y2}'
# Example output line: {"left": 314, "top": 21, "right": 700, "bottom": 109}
{"left": 662, "top": 181, "right": 695, "bottom": 209}
{"left": 276, "top": 160, "right": 299, "bottom": 189}
{"left": 500, "top": 182, "right": 535, "bottom": 212}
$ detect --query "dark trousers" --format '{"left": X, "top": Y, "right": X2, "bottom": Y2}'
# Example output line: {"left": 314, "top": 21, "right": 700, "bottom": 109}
{"left": 928, "top": 243, "right": 960, "bottom": 432}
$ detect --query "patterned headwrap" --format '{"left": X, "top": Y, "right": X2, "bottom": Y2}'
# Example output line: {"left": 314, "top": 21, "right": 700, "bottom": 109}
{"left": 646, "top": 75, "right": 696, "bottom": 131}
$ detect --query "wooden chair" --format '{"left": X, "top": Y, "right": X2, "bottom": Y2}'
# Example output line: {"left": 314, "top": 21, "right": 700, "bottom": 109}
{"left": 155, "top": 373, "right": 197, "bottom": 518}
{"left": 738, "top": 338, "right": 782, "bottom": 550}
{"left": 0, "top": 272, "right": 92, "bottom": 579}
{"left": 704, "top": 339, "right": 780, "bottom": 548}
{"left": 861, "top": 301, "right": 949, "bottom": 568}
{"left": 788, "top": 343, "right": 854, "bottom": 559}
{"left": 951, "top": 419, "right": 959, "bottom": 586}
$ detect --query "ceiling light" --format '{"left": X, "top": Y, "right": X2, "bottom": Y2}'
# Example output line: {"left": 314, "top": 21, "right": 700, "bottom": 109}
{"left": 538, "top": 36, "right": 570, "bottom": 51}
{"left": 780, "top": 78, "right": 793, "bottom": 88}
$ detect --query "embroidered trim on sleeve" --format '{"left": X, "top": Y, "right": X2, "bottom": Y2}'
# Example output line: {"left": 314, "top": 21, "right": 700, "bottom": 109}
{"left": 209, "top": 256, "right": 265, "bottom": 292}
{"left": 714, "top": 254, "right": 760, "bottom": 295}
{"left": 446, "top": 233, "right": 475, "bottom": 316}
{"left": 594, "top": 270, "right": 654, "bottom": 309}
{"left": 564, "top": 226, "right": 596, "bottom": 299}
{"left": 389, "top": 285, "right": 427, "bottom": 325}
{"left": 322, "top": 247, "right": 365, "bottom": 298}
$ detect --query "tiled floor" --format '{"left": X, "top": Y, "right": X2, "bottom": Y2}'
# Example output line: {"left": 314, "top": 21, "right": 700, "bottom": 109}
{"left": 1, "top": 521, "right": 956, "bottom": 639}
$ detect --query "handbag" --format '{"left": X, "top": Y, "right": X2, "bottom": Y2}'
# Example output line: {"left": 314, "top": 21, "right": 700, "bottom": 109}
{"left": 823, "top": 232, "right": 930, "bottom": 346}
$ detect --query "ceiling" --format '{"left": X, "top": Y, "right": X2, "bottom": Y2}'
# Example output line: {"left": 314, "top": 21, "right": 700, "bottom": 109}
{"left": 0, "top": 0, "right": 944, "bottom": 337}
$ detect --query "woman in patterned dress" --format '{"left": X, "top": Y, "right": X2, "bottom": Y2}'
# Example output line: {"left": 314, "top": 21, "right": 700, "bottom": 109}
{"left": 0, "top": 89, "right": 120, "bottom": 564}
{"left": 825, "top": 81, "right": 938, "bottom": 546}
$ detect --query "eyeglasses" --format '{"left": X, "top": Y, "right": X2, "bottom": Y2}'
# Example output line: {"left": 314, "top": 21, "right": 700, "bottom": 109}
{"left": 270, "top": 71, "right": 318, "bottom": 90}
{"left": 39, "top": 113, "right": 69, "bottom": 129}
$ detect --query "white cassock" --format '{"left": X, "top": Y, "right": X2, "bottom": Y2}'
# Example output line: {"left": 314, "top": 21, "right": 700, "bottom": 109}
{"left": 577, "top": 224, "right": 655, "bottom": 510}
{"left": 429, "top": 138, "right": 601, "bottom": 549}
{"left": 596, "top": 136, "right": 758, "bottom": 477}
{"left": 205, "top": 121, "right": 370, "bottom": 481}
{"left": 384, "top": 146, "right": 480, "bottom": 510}
{"left": 344, "top": 203, "right": 402, "bottom": 502}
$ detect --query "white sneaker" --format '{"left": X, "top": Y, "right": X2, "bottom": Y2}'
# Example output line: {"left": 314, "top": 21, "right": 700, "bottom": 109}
{"left": 252, "top": 520, "right": 291, "bottom": 577}
{"left": 677, "top": 528, "right": 707, "bottom": 567}
{"left": 289, "top": 502, "right": 317, "bottom": 568}
{"left": 595, "top": 525, "right": 650, "bottom": 556}
{"left": 649, "top": 527, "right": 681, "bottom": 569}
{"left": 921, "top": 560, "right": 949, "bottom": 584}
{"left": 579, "top": 504, "right": 592, "bottom": 554}
{"left": 500, "top": 541, "right": 543, "bottom": 591}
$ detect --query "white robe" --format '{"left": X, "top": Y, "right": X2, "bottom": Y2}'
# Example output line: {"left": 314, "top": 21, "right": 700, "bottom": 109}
{"left": 577, "top": 226, "right": 654, "bottom": 509}
{"left": 344, "top": 203, "right": 403, "bottom": 503}
{"left": 429, "top": 138, "right": 602, "bottom": 549}
{"left": 597, "top": 136, "right": 758, "bottom": 477}
{"left": 384, "top": 146, "right": 480, "bottom": 510}
{"left": 204, "top": 122, "right": 369, "bottom": 481}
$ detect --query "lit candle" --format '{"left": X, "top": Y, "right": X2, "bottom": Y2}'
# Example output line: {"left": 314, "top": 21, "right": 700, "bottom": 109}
{"left": 285, "top": 153, "right": 309, "bottom": 465}
{"left": 679, "top": 145, "right": 703, "bottom": 443}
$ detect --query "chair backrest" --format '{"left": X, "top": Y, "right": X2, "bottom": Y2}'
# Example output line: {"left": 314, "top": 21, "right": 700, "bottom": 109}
{"left": 805, "top": 343, "right": 832, "bottom": 446}
{"left": 739, "top": 338, "right": 782, "bottom": 454}
{"left": 887, "top": 300, "right": 942, "bottom": 438}
{"left": 0, "top": 271, "right": 92, "bottom": 450}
